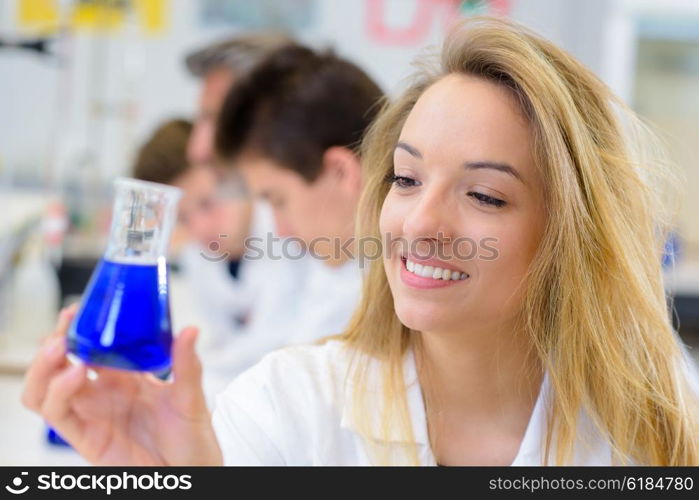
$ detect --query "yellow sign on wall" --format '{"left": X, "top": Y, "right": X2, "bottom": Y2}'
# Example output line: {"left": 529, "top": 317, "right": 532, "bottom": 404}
{"left": 17, "top": 0, "right": 168, "bottom": 35}
{"left": 133, "top": 0, "right": 166, "bottom": 33}
{"left": 18, "top": 0, "right": 60, "bottom": 30}
{"left": 71, "top": 0, "right": 126, "bottom": 31}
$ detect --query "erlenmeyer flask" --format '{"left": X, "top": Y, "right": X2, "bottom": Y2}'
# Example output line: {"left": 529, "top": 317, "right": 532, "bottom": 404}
{"left": 67, "top": 178, "right": 182, "bottom": 374}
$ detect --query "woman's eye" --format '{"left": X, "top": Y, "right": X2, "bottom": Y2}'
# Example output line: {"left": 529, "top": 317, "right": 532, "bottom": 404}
{"left": 468, "top": 191, "right": 506, "bottom": 208}
{"left": 388, "top": 174, "right": 419, "bottom": 189}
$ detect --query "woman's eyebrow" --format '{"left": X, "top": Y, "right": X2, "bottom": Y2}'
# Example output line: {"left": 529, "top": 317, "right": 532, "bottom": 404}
{"left": 464, "top": 161, "right": 524, "bottom": 183}
{"left": 395, "top": 141, "right": 524, "bottom": 184}
{"left": 395, "top": 141, "right": 422, "bottom": 159}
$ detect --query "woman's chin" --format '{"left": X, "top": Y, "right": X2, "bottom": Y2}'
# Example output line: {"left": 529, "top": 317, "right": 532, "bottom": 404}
{"left": 394, "top": 302, "right": 461, "bottom": 334}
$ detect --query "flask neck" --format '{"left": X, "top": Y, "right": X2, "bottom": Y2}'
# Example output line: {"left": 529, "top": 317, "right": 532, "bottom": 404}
{"left": 105, "top": 179, "right": 181, "bottom": 264}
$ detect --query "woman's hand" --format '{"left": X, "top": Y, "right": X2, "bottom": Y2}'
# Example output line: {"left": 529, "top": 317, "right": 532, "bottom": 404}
{"left": 22, "top": 305, "right": 223, "bottom": 465}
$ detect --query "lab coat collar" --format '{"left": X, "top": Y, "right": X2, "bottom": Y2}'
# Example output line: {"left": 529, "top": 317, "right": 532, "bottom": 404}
{"left": 339, "top": 344, "right": 551, "bottom": 463}
{"left": 339, "top": 346, "right": 431, "bottom": 445}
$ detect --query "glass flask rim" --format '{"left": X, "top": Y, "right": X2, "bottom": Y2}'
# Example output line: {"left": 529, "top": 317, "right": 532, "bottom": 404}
{"left": 114, "top": 177, "right": 183, "bottom": 200}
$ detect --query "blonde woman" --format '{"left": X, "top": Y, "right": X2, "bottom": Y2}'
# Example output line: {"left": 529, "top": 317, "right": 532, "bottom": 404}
{"left": 23, "top": 17, "right": 699, "bottom": 465}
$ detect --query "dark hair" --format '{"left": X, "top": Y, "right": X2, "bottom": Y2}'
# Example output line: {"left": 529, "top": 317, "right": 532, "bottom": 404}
{"left": 215, "top": 45, "right": 384, "bottom": 182}
{"left": 185, "top": 32, "right": 296, "bottom": 77}
{"left": 132, "top": 119, "right": 192, "bottom": 185}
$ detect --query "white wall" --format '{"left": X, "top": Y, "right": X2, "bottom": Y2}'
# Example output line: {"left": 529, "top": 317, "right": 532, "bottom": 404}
{"left": 0, "top": 0, "right": 627, "bottom": 189}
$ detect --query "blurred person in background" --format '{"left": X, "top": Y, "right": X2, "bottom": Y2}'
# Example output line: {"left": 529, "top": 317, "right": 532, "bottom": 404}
{"left": 131, "top": 115, "right": 306, "bottom": 404}
{"left": 177, "top": 33, "right": 298, "bottom": 344}
{"left": 130, "top": 118, "right": 243, "bottom": 399}
{"left": 130, "top": 32, "right": 307, "bottom": 401}
{"left": 214, "top": 45, "right": 385, "bottom": 348}
{"left": 132, "top": 119, "right": 253, "bottom": 334}
{"left": 185, "top": 32, "right": 295, "bottom": 166}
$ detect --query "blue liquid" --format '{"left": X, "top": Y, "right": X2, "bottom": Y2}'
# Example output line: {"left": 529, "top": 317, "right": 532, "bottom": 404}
{"left": 662, "top": 233, "right": 680, "bottom": 269}
{"left": 46, "top": 426, "right": 71, "bottom": 447}
{"left": 68, "top": 259, "right": 173, "bottom": 373}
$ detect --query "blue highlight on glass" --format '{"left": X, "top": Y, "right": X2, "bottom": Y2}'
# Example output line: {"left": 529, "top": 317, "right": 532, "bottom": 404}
{"left": 67, "top": 258, "right": 173, "bottom": 373}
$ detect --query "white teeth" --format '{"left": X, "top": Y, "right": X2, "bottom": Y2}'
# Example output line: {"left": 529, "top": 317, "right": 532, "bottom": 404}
{"left": 404, "top": 259, "right": 468, "bottom": 281}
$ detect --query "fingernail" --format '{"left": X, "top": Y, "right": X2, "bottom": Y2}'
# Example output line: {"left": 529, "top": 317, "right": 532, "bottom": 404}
{"left": 86, "top": 367, "right": 98, "bottom": 381}
{"left": 59, "top": 304, "right": 78, "bottom": 319}
{"left": 66, "top": 352, "right": 82, "bottom": 366}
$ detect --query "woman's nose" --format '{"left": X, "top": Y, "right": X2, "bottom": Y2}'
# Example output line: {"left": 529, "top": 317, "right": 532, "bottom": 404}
{"left": 402, "top": 188, "right": 453, "bottom": 242}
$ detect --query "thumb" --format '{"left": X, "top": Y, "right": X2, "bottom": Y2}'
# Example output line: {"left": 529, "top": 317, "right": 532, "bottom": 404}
{"left": 172, "top": 327, "right": 207, "bottom": 412}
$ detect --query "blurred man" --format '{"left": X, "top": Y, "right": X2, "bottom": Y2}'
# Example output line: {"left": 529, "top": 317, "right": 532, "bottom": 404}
{"left": 180, "top": 32, "right": 296, "bottom": 288}
{"left": 175, "top": 33, "right": 298, "bottom": 346}
{"left": 215, "top": 45, "right": 384, "bottom": 348}
{"left": 132, "top": 34, "right": 305, "bottom": 403}
{"left": 132, "top": 119, "right": 253, "bottom": 334}
{"left": 185, "top": 32, "right": 295, "bottom": 166}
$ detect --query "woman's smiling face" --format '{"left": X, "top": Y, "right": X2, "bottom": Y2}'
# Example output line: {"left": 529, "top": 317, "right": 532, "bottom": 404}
{"left": 380, "top": 74, "right": 547, "bottom": 335}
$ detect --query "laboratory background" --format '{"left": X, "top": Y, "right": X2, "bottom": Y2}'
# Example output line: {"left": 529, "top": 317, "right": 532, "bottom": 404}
{"left": 1, "top": 0, "right": 699, "bottom": 465}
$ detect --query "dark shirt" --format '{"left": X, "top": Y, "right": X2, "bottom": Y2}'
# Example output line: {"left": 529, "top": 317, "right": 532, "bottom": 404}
{"left": 227, "top": 259, "right": 241, "bottom": 280}
{"left": 226, "top": 259, "right": 247, "bottom": 328}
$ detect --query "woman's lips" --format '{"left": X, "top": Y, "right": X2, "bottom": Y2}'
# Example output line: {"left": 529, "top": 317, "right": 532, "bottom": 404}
{"left": 399, "top": 257, "right": 470, "bottom": 289}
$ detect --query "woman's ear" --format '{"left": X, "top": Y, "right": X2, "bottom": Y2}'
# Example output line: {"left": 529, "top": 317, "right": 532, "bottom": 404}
{"left": 321, "top": 146, "right": 363, "bottom": 197}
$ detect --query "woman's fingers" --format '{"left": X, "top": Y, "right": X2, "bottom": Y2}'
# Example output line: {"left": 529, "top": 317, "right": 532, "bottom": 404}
{"left": 22, "top": 334, "right": 68, "bottom": 411}
{"left": 39, "top": 361, "right": 88, "bottom": 446}
{"left": 172, "top": 327, "right": 207, "bottom": 415}
{"left": 173, "top": 327, "right": 202, "bottom": 391}
{"left": 22, "top": 305, "right": 78, "bottom": 411}
{"left": 46, "top": 303, "right": 79, "bottom": 342}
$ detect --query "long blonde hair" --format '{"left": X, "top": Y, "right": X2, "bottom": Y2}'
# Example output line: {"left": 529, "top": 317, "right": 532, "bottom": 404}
{"left": 335, "top": 16, "right": 699, "bottom": 465}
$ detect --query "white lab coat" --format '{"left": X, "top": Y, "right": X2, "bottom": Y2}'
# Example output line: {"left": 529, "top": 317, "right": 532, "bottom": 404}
{"left": 212, "top": 338, "right": 699, "bottom": 465}
{"left": 175, "top": 203, "right": 275, "bottom": 349}
{"left": 200, "top": 257, "right": 363, "bottom": 404}
{"left": 176, "top": 201, "right": 364, "bottom": 404}
{"left": 174, "top": 203, "right": 308, "bottom": 402}
{"left": 285, "top": 257, "right": 363, "bottom": 345}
